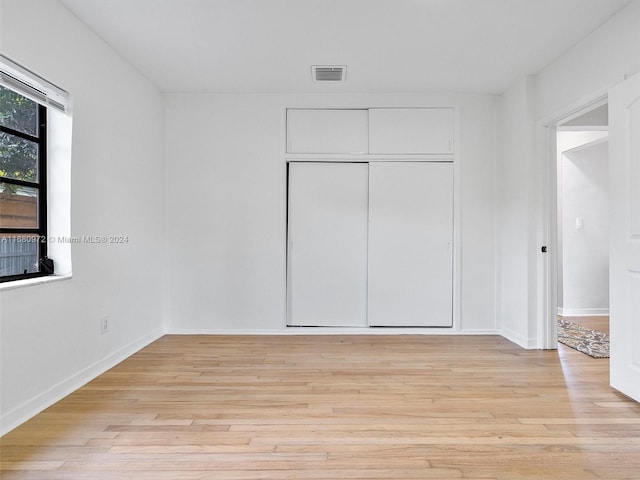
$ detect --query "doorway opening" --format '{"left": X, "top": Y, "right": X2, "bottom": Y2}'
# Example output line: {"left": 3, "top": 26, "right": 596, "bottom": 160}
{"left": 555, "top": 103, "right": 610, "bottom": 354}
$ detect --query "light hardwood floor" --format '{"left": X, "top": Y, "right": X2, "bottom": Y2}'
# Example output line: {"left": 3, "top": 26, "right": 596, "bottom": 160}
{"left": 563, "top": 315, "right": 609, "bottom": 336}
{"left": 1, "top": 334, "right": 639, "bottom": 479}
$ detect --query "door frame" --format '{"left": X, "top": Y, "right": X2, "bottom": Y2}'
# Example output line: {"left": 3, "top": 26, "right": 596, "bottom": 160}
{"left": 538, "top": 90, "right": 609, "bottom": 349}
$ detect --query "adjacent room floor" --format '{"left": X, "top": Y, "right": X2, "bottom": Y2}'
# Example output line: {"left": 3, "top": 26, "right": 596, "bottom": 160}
{"left": 1, "top": 333, "right": 638, "bottom": 479}
{"left": 563, "top": 315, "right": 609, "bottom": 336}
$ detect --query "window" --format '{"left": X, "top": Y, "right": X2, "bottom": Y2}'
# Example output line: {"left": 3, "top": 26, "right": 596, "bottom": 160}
{"left": 0, "top": 54, "right": 68, "bottom": 284}
{"left": 0, "top": 85, "right": 48, "bottom": 281}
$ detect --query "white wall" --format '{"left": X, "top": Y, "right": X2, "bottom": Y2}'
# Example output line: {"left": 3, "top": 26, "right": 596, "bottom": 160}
{"left": 0, "top": 0, "right": 165, "bottom": 434}
{"left": 496, "top": 0, "right": 640, "bottom": 347}
{"left": 165, "top": 93, "right": 497, "bottom": 333}
{"left": 558, "top": 134, "right": 609, "bottom": 316}
{"left": 496, "top": 77, "right": 538, "bottom": 347}
{"left": 535, "top": 0, "right": 640, "bottom": 121}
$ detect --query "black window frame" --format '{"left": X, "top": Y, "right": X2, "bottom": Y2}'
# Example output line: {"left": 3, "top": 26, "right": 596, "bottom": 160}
{"left": 0, "top": 95, "right": 48, "bottom": 282}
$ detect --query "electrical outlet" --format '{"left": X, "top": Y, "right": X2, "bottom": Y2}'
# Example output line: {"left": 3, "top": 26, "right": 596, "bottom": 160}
{"left": 100, "top": 315, "right": 109, "bottom": 334}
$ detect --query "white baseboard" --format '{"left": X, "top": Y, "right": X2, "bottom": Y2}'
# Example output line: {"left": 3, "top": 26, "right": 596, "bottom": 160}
{"left": 558, "top": 307, "right": 609, "bottom": 317}
{"left": 500, "top": 327, "right": 538, "bottom": 349}
{"left": 0, "top": 329, "right": 164, "bottom": 436}
{"left": 167, "top": 327, "right": 501, "bottom": 336}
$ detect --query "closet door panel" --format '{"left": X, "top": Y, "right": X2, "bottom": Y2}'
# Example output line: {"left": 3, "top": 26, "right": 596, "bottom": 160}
{"left": 287, "top": 162, "right": 369, "bottom": 326}
{"left": 368, "top": 162, "right": 453, "bottom": 327}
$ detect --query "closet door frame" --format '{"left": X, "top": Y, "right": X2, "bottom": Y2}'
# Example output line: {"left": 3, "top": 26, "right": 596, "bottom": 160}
{"left": 283, "top": 105, "right": 461, "bottom": 331}
{"left": 285, "top": 158, "right": 460, "bottom": 331}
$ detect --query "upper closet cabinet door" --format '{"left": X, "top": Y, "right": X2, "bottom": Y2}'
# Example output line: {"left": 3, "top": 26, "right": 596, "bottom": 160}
{"left": 369, "top": 108, "right": 454, "bottom": 154}
{"left": 287, "top": 109, "right": 369, "bottom": 154}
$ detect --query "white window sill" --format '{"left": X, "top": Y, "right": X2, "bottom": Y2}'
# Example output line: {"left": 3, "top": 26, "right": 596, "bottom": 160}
{"left": 0, "top": 274, "right": 72, "bottom": 292}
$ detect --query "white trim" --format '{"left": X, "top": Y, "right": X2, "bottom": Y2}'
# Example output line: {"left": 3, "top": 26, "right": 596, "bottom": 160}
{"left": 537, "top": 89, "right": 610, "bottom": 350}
{"left": 500, "top": 327, "right": 538, "bottom": 349}
{"left": 538, "top": 123, "right": 558, "bottom": 350}
{"left": 285, "top": 154, "right": 454, "bottom": 162}
{"left": 280, "top": 106, "right": 288, "bottom": 329}
{"left": 539, "top": 90, "right": 610, "bottom": 128}
{"left": 0, "top": 329, "right": 163, "bottom": 436}
{"left": 558, "top": 308, "right": 610, "bottom": 317}
{"left": 0, "top": 274, "right": 72, "bottom": 291}
{"left": 167, "top": 327, "right": 500, "bottom": 336}
{"left": 452, "top": 106, "right": 462, "bottom": 331}
{"left": 283, "top": 105, "right": 461, "bottom": 331}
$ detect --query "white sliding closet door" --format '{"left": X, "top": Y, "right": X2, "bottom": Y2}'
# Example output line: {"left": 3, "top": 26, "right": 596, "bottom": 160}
{"left": 368, "top": 162, "right": 453, "bottom": 327}
{"left": 287, "top": 162, "right": 369, "bottom": 326}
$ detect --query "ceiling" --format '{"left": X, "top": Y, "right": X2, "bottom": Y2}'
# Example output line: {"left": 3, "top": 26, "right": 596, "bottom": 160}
{"left": 59, "top": 0, "right": 632, "bottom": 95}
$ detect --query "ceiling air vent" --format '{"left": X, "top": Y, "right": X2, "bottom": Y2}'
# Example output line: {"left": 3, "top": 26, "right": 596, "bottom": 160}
{"left": 312, "top": 65, "right": 346, "bottom": 82}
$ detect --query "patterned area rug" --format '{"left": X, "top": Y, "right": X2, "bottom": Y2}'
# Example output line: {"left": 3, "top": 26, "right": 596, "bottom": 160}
{"left": 557, "top": 318, "right": 609, "bottom": 358}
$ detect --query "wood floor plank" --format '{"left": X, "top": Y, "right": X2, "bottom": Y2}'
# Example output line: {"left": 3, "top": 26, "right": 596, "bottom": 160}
{"left": 1, "top": 334, "right": 639, "bottom": 479}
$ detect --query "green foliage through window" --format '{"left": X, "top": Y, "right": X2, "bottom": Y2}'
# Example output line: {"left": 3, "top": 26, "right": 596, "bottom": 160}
{"left": 0, "top": 86, "right": 39, "bottom": 188}
{"left": 0, "top": 83, "right": 47, "bottom": 280}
